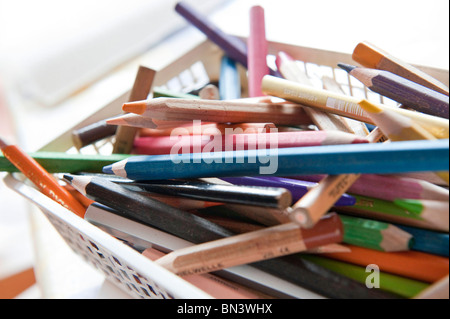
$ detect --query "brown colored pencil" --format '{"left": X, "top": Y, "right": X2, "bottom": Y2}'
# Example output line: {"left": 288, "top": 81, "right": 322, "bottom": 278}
{"left": 121, "top": 97, "right": 313, "bottom": 126}
{"left": 339, "top": 63, "right": 449, "bottom": 119}
{"left": 112, "top": 66, "right": 156, "bottom": 154}
{"left": 352, "top": 41, "right": 449, "bottom": 96}
{"left": 155, "top": 213, "right": 343, "bottom": 276}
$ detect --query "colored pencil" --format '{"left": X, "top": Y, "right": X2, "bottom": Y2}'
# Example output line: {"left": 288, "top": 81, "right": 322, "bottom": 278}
{"left": 103, "top": 139, "right": 449, "bottom": 180}
{"left": 352, "top": 41, "right": 449, "bottom": 96}
{"left": 106, "top": 113, "right": 157, "bottom": 129}
{"left": 339, "top": 63, "right": 449, "bottom": 119}
{"left": 113, "top": 66, "right": 156, "bottom": 154}
{"left": 276, "top": 51, "right": 357, "bottom": 133}
{"left": 0, "top": 138, "right": 86, "bottom": 218}
{"left": 359, "top": 99, "right": 449, "bottom": 185}
{"left": 396, "top": 224, "right": 449, "bottom": 257}
{"left": 302, "top": 255, "right": 429, "bottom": 299}
{"left": 248, "top": 6, "right": 269, "bottom": 97}
{"left": 152, "top": 87, "right": 200, "bottom": 100}
{"left": 121, "top": 97, "right": 313, "bottom": 126}
{"left": 393, "top": 199, "right": 449, "bottom": 229}
{"left": 414, "top": 275, "right": 449, "bottom": 299}
{"left": 322, "top": 244, "right": 449, "bottom": 284}
{"left": 84, "top": 202, "right": 388, "bottom": 299}
{"left": 111, "top": 179, "right": 293, "bottom": 210}
{"left": 129, "top": 130, "right": 369, "bottom": 156}
{"left": 0, "top": 152, "right": 131, "bottom": 173}
{"left": 198, "top": 84, "right": 220, "bottom": 100}
{"left": 142, "top": 247, "right": 273, "bottom": 299}
{"left": 72, "top": 120, "right": 118, "bottom": 150}
{"left": 261, "top": 75, "right": 449, "bottom": 139}
{"left": 174, "top": 2, "right": 277, "bottom": 76}
{"left": 339, "top": 214, "right": 413, "bottom": 252}
{"left": 292, "top": 174, "right": 449, "bottom": 202}
{"left": 219, "top": 55, "right": 241, "bottom": 100}
{"left": 136, "top": 121, "right": 276, "bottom": 137}
{"left": 155, "top": 213, "right": 344, "bottom": 277}
{"left": 289, "top": 174, "right": 362, "bottom": 228}
{"left": 336, "top": 194, "right": 449, "bottom": 232}
{"left": 221, "top": 176, "right": 356, "bottom": 206}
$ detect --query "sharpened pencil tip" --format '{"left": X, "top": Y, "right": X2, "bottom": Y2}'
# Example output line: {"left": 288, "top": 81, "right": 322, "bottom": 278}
{"left": 63, "top": 174, "right": 74, "bottom": 182}
{"left": 393, "top": 199, "right": 422, "bottom": 215}
{"left": 122, "top": 100, "right": 148, "bottom": 115}
{"left": 337, "top": 63, "right": 357, "bottom": 73}
{"left": 103, "top": 165, "right": 114, "bottom": 175}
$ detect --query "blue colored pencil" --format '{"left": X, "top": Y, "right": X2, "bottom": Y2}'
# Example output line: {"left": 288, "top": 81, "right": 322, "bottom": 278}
{"left": 102, "top": 139, "right": 449, "bottom": 181}
{"left": 397, "top": 224, "right": 449, "bottom": 257}
{"left": 219, "top": 55, "right": 241, "bottom": 100}
{"left": 221, "top": 176, "right": 356, "bottom": 206}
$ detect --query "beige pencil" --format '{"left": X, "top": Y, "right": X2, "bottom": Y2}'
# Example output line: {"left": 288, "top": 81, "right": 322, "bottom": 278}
{"left": 414, "top": 275, "right": 449, "bottom": 299}
{"left": 121, "top": 97, "right": 313, "bottom": 126}
{"left": 155, "top": 213, "right": 343, "bottom": 276}
{"left": 261, "top": 75, "right": 449, "bottom": 139}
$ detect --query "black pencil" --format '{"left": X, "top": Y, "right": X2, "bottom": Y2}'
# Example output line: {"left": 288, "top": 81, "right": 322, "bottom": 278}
{"left": 112, "top": 179, "right": 292, "bottom": 209}
{"left": 63, "top": 174, "right": 399, "bottom": 299}
{"left": 338, "top": 63, "right": 449, "bottom": 119}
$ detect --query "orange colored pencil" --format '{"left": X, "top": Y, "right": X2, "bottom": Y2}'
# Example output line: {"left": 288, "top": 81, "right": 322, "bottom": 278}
{"left": 322, "top": 244, "right": 449, "bottom": 283}
{"left": 0, "top": 137, "right": 86, "bottom": 218}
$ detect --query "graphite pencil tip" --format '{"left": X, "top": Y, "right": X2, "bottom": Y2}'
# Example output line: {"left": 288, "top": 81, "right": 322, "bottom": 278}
{"left": 122, "top": 100, "right": 148, "bottom": 115}
{"left": 337, "top": 63, "right": 357, "bottom": 73}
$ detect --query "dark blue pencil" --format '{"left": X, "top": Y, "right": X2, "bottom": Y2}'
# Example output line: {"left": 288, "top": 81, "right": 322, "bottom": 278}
{"left": 221, "top": 176, "right": 356, "bottom": 206}
{"left": 219, "top": 55, "right": 241, "bottom": 100}
{"left": 103, "top": 139, "right": 449, "bottom": 181}
{"left": 396, "top": 224, "right": 449, "bottom": 257}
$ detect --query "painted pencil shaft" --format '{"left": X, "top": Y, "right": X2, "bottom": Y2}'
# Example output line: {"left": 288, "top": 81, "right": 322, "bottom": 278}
{"left": 219, "top": 56, "right": 241, "bottom": 100}
{"left": 0, "top": 138, "right": 86, "bottom": 218}
{"left": 103, "top": 139, "right": 450, "bottom": 181}
{"left": 340, "top": 64, "right": 449, "bottom": 118}
{"left": 221, "top": 176, "right": 356, "bottom": 206}
{"left": 393, "top": 199, "right": 449, "bottom": 230}
{"left": 323, "top": 245, "right": 449, "bottom": 284}
{"left": 0, "top": 152, "right": 130, "bottom": 173}
{"left": 113, "top": 179, "right": 292, "bottom": 209}
{"left": 248, "top": 6, "right": 269, "bottom": 97}
{"left": 352, "top": 41, "right": 449, "bottom": 96}
{"left": 121, "top": 97, "right": 312, "bottom": 126}
{"left": 261, "top": 75, "right": 449, "bottom": 139}
{"left": 396, "top": 224, "right": 449, "bottom": 257}
{"left": 155, "top": 213, "right": 343, "bottom": 276}
{"left": 131, "top": 130, "right": 369, "bottom": 156}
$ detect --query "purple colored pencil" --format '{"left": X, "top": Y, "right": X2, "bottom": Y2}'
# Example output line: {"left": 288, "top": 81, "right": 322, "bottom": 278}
{"left": 221, "top": 176, "right": 356, "bottom": 206}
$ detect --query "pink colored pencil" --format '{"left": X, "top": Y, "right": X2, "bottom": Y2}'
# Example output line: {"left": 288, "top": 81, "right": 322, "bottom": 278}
{"left": 248, "top": 6, "right": 269, "bottom": 97}
{"left": 291, "top": 174, "right": 449, "bottom": 202}
{"left": 133, "top": 130, "right": 369, "bottom": 155}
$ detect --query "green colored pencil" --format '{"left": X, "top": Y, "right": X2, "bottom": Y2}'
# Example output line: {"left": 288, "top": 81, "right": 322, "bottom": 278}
{"left": 339, "top": 214, "right": 413, "bottom": 252}
{"left": 302, "top": 255, "right": 430, "bottom": 299}
{"left": 0, "top": 152, "right": 131, "bottom": 173}
{"left": 335, "top": 194, "right": 448, "bottom": 232}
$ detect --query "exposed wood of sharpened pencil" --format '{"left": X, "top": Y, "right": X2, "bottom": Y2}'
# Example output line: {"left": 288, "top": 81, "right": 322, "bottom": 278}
{"left": 155, "top": 213, "right": 344, "bottom": 276}
{"left": 121, "top": 97, "right": 313, "bottom": 126}
{"left": 352, "top": 41, "right": 449, "bottom": 96}
{"left": 339, "top": 63, "right": 449, "bottom": 119}
{"left": 113, "top": 66, "right": 156, "bottom": 154}
{"left": 414, "top": 275, "right": 449, "bottom": 299}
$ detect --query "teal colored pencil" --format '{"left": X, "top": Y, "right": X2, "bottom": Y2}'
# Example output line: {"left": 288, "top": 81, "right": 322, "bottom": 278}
{"left": 102, "top": 139, "right": 449, "bottom": 180}
{"left": 0, "top": 152, "right": 131, "bottom": 173}
{"left": 396, "top": 224, "right": 449, "bottom": 257}
{"left": 219, "top": 55, "right": 241, "bottom": 100}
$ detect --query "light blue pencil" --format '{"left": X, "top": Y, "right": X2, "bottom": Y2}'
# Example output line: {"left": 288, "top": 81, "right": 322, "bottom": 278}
{"left": 103, "top": 139, "right": 449, "bottom": 181}
{"left": 219, "top": 55, "right": 241, "bottom": 100}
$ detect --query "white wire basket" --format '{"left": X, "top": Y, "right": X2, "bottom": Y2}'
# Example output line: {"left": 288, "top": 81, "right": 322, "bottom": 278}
{"left": 4, "top": 38, "right": 449, "bottom": 299}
